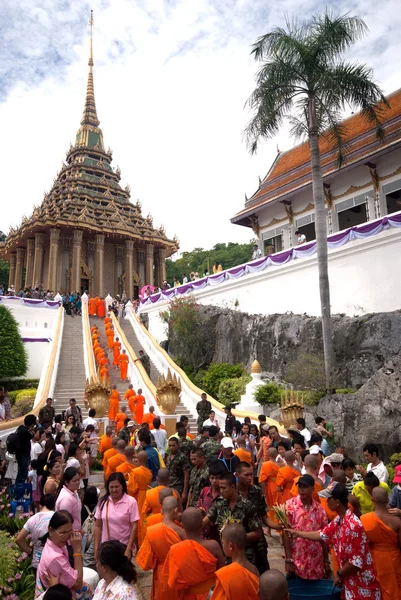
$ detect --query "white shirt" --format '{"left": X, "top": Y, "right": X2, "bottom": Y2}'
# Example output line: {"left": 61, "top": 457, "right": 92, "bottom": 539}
{"left": 82, "top": 416, "right": 98, "bottom": 431}
{"left": 153, "top": 428, "right": 167, "bottom": 458}
{"left": 0, "top": 403, "right": 5, "bottom": 420}
{"left": 182, "top": 276, "right": 188, "bottom": 284}
{"left": 300, "top": 428, "right": 311, "bottom": 447}
{"left": 31, "top": 441, "right": 43, "bottom": 461}
{"left": 297, "top": 234, "right": 306, "bottom": 245}
{"left": 252, "top": 248, "right": 262, "bottom": 260}
{"left": 65, "top": 457, "right": 84, "bottom": 488}
{"left": 93, "top": 575, "right": 140, "bottom": 600}
{"left": 203, "top": 418, "right": 220, "bottom": 428}
{"left": 367, "top": 461, "right": 389, "bottom": 483}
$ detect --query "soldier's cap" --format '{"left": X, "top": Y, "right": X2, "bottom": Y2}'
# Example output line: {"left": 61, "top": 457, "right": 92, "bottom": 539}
{"left": 296, "top": 474, "right": 315, "bottom": 488}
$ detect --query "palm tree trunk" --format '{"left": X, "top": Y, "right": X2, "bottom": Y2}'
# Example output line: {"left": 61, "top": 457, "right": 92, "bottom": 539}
{"left": 308, "top": 96, "right": 334, "bottom": 389}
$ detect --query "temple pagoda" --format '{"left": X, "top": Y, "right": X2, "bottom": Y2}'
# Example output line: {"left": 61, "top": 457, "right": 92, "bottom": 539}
{"left": 1, "top": 12, "right": 177, "bottom": 298}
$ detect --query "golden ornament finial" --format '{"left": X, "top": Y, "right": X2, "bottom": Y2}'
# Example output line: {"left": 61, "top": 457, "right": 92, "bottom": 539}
{"left": 251, "top": 359, "right": 261, "bottom": 374}
{"left": 80, "top": 9, "right": 100, "bottom": 128}
{"left": 89, "top": 10, "right": 94, "bottom": 67}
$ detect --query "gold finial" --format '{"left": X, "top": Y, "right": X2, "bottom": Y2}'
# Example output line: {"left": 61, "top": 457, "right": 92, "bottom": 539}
{"left": 89, "top": 10, "right": 94, "bottom": 67}
{"left": 251, "top": 359, "right": 261, "bottom": 374}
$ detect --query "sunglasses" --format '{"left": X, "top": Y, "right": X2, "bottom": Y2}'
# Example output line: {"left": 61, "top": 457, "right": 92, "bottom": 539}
{"left": 54, "top": 528, "right": 73, "bottom": 538}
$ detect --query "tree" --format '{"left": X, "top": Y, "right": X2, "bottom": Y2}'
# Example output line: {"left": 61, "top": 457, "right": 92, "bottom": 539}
{"left": 245, "top": 13, "right": 387, "bottom": 388}
{"left": 0, "top": 259, "right": 9, "bottom": 289}
{"left": 0, "top": 305, "right": 28, "bottom": 378}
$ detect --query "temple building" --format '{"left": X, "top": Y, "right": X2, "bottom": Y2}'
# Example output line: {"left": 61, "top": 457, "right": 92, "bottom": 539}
{"left": 1, "top": 13, "right": 177, "bottom": 298}
{"left": 231, "top": 89, "right": 401, "bottom": 254}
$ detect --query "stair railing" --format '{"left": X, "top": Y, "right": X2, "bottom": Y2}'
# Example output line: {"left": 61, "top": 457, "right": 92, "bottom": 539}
{"left": 81, "top": 297, "right": 96, "bottom": 380}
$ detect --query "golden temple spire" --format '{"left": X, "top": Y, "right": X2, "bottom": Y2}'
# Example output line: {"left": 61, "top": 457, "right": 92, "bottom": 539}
{"left": 80, "top": 9, "right": 100, "bottom": 128}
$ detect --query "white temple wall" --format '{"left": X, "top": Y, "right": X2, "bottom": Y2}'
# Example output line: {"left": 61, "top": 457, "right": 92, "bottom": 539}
{"left": 143, "top": 226, "right": 401, "bottom": 344}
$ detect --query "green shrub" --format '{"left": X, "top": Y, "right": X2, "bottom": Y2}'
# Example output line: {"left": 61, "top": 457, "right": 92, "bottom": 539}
{"left": 0, "top": 530, "right": 16, "bottom": 589}
{"left": 303, "top": 390, "right": 326, "bottom": 406}
{"left": 253, "top": 382, "right": 283, "bottom": 405}
{"left": 203, "top": 363, "right": 247, "bottom": 399}
{"left": 0, "top": 306, "right": 28, "bottom": 378}
{"left": 218, "top": 375, "right": 252, "bottom": 406}
{"left": 10, "top": 388, "right": 36, "bottom": 418}
{"left": 0, "top": 378, "right": 39, "bottom": 392}
{"left": 335, "top": 388, "right": 355, "bottom": 394}
{"left": 286, "top": 353, "right": 337, "bottom": 391}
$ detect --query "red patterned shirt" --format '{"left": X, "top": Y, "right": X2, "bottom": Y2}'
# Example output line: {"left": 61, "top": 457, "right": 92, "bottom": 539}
{"left": 286, "top": 495, "right": 328, "bottom": 579}
{"left": 320, "top": 510, "right": 381, "bottom": 600}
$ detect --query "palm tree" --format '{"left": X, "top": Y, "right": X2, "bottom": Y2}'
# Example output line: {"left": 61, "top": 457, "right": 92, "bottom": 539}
{"left": 245, "top": 12, "right": 388, "bottom": 388}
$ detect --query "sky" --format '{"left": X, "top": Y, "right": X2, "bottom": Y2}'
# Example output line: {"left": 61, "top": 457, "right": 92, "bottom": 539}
{"left": 1, "top": 0, "right": 400, "bottom": 256}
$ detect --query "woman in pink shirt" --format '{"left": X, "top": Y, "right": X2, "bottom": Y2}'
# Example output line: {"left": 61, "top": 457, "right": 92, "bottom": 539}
{"left": 94, "top": 473, "right": 139, "bottom": 561}
{"left": 55, "top": 467, "right": 82, "bottom": 532}
{"left": 35, "top": 510, "right": 83, "bottom": 597}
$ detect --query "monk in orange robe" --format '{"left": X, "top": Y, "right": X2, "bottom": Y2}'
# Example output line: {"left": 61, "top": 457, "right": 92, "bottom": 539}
{"left": 233, "top": 437, "right": 253, "bottom": 466}
{"left": 106, "top": 440, "right": 127, "bottom": 477}
{"left": 103, "top": 439, "right": 119, "bottom": 480}
{"left": 108, "top": 385, "right": 120, "bottom": 421}
{"left": 259, "top": 447, "right": 279, "bottom": 519}
{"left": 290, "top": 455, "right": 322, "bottom": 503}
{"left": 112, "top": 337, "right": 122, "bottom": 367}
{"left": 124, "top": 384, "right": 136, "bottom": 414}
{"left": 163, "top": 508, "right": 225, "bottom": 600}
{"left": 99, "top": 356, "right": 108, "bottom": 368}
{"left": 276, "top": 451, "right": 300, "bottom": 504}
{"left": 142, "top": 408, "right": 156, "bottom": 428}
{"left": 212, "top": 524, "right": 259, "bottom": 600}
{"left": 89, "top": 297, "right": 97, "bottom": 316}
{"left": 127, "top": 451, "right": 153, "bottom": 545}
{"left": 96, "top": 297, "right": 106, "bottom": 318}
{"left": 115, "top": 408, "right": 128, "bottom": 433}
{"left": 137, "top": 496, "right": 185, "bottom": 600}
{"left": 99, "top": 427, "right": 113, "bottom": 456}
{"left": 134, "top": 389, "right": 145, "bottom": 424}
{"left": 106, "top": 327, "right": 114, "bottom": 350}
{"left": 118, "top": 349, "right": 129, "bottom": 381}
{"left": 100, "top": 366, "right": 109, "bottom": 383}
{"left": 361, "top": 487, "right": 401, "bottom": 600}
{"left": 104, "top": 316, "right": 112, "bottom": 325}
{"left": 116, "top": 446, "right": 138, "bottom": 481}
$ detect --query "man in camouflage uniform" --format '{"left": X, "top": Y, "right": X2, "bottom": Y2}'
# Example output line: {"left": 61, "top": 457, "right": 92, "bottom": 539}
{"left": 165, "top": 437, "right": 191, "bottom": 503}
{"left": 138, "top": 350, "right": 151, "bottom": 377}
{"left": 38, "top": 397, "right": 55, "bottom": 425}
{"left": 202, "top": 426, "right": 221, "bottom": 464}
{"left": 176, "top": 426, "right": 194, "bottom": 458}
{"left": 204, "top": 471, "right": 265, "bottom": 572}
{"left": 196, "top": 393, "right": 212, "bottom": 432}
{"left": 236, "top": 461, "right": 272, "bottom": 574}
{"left": 187, "top": 448, "right": 210, "bottom": 507}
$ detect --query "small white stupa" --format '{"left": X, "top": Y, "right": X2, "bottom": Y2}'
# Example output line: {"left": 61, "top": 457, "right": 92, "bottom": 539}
{"left": 237, "top": 358, "right": 265, "bottom": 413}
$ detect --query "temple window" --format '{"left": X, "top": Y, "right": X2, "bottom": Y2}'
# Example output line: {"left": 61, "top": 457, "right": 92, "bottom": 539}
{"left": 382, "top": 179, "right": 401, "bottom": 215}
{"left": 262, "top": 227, "right": 283, "bottom": 254}
{"left": 335, "top": 193, "right": 368, "bottom": 230}
{"left": 295, "top": 212, "right": 316, "bottom": 242}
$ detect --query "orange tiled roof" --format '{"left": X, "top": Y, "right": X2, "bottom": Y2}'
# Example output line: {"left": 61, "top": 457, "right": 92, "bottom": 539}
{"left": 232, "top": 88, "right": 401, "bottom": 222}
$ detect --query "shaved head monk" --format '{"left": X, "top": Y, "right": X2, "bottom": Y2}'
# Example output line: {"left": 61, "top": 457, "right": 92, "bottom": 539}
{"left": 107, "top": 439, "right": 127, "bottom": 476}
{"left": 276, "top": 451, "right": 300, "bottom": 503}
{"left": 211, "top": 524, "right": 259, "bottom": 600}
{"left": 137, "top": 496, "right": 186, "bottom": 600}
{"left": 142, "top": 468, "right": 182, "bottom": 519}
{"left": 127, "top": 450, "right": 153, "bottom": 545}
{"left": 103, "top": 437, "right": 119, "bottom": 481}
{"left": 259, "top": 570, "right": 289, "bottom": 600}
{"left": 259, "top": 447, "right": 279, "bottom": 521}
{"left": 163, "top": 508, "right": 225, "bottom": 600}
{"left": 145, "top": 487, "right": 179, "bottom": 528}
{"left": 116, "top": 445, "right": 138, "bottom": 480}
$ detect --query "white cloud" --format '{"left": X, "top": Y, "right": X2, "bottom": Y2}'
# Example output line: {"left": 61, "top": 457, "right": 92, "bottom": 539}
{"left": 1, "top": 0, "right": 400, "bottom": 254}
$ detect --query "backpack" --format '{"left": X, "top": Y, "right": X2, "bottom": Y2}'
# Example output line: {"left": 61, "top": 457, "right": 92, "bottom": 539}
{"left": 6, "top": 428, "right": 21, "bottom": 454}
{"left": 82, "top": 505, "right": 95, "bottom": 549}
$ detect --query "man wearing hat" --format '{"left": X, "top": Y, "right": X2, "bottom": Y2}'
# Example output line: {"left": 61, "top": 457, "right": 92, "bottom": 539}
{"left": 284, "top": 474, "right": 330, "bottom": 581}
{"left": 118, "top": 419, "right": 137, "bottom": 444}
{"left": 389, "top": 465, "right": 401, "bottom": 515}
{"left": 218, "top": 437, "right": 241, "bottom": 474}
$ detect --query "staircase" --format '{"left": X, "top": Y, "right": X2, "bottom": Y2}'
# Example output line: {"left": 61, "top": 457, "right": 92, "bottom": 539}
{"left": 53, "top": 316, "right": 88, "bottom": 418}
{"left": 90, "top": 317, "right": 128, "bottom": 401}
{"left": 119, "top": 318, "right": 198, "bottom": 435}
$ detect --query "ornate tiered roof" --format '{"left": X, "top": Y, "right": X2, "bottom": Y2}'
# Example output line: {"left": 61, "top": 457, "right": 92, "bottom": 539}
{"left": 2, "top": 12, "right": 177, "bottom": 256}
{"left": 232, "top": 88, "right": 401, "bottom": 227}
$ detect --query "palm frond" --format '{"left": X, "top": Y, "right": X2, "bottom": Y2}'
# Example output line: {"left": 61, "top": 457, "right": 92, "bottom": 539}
{"left": 310, "top": 11, "right": 369, "bottom": 63}
{"left": 317, "top": 102, "right": 349, "bottom": 167}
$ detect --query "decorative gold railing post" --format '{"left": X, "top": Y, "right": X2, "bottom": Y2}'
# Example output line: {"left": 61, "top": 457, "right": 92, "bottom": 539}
{"left": 156, "top": 368, "right": 181, "bottom": 415}
{"left": 280, "top": 386, "right": 304, "bottom": 429}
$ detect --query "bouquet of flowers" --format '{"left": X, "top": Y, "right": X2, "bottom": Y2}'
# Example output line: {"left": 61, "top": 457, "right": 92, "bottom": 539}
{"left": 272, "top": 503, "right": 289, "bottom": 527}
{"left": 219, "top": 510, "right": 242, "bottom": 532}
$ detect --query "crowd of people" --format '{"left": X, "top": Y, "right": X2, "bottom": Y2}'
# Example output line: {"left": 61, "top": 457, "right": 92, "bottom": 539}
{"left": 3, "top": 387, "right": 401, "bottom": 600}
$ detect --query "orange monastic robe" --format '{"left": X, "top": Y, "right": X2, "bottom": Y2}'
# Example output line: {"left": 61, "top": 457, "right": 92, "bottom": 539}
{"left": 119, "top": 353, "right": 129, "bottom": 380}
{"left": 115, "top": 411, "right": 127, "bottom": 433}
{"left": 96, "top": 299, "right": 106, "bottom": 318}
{"left": 103, "top": 447, "right": 118, "bottom": 480}
{"left": 290, "top": 476, "right": 322, "bottom": 503}
{"left": 127, "top": 465, "right": 153, "bottom": 546}
{"left": 116, "top": 462, "right": 137, "bottom": 481}
{"left": 125, "top": 388, "right": 136, "bottom": 414}
{"left": 233, "top": 448, "right": 253, "bottom": 465}
{"left": 137, "top": 523, "right": 182, "bottom": 600}
{"left": 142, "top": 485, "right": 167, "bottom": 517}
{"left": 89, "top": 297, "right": 97, "bottom": 316}
{"left": 100, "top": 367, "right": 109, "bottom": 383}
{"left": 113, "top": 341, "right": 122, "bottom": 366}
{"left": 104, "top": 316, "right": 112, "bottom": 325}
{"left": 108, "top": 390, "right": 120, "bottom": 421}
{"left": 361, "top": 512, "right": 401, "bottom": 600}
{"left": 142, "top": 412, "right": 155, "bottom": 428}
{"left": 106, "top": 329, "right": 115, "bottom": 350}
{"left": 134, "top": 394, "right": 145, "bottom": 424}
{"left": 276, "top": 466, "right": 300, "bottom": 504}
{"left": 211, "top": 563, "right": 259, "bottom": 600}
{"left": 99, "top": 435, "right": 112, "bottom": 456}
{"left": 163, "top": 539, "right": 217, "bottom": 600}
{"left": 107, "top": 452, "right": 126, "bottom": 476}
{"left": 259, "top": 461, "right": 279, "bottom": 518}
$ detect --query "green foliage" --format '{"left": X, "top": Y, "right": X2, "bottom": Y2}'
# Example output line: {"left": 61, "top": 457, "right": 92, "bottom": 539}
{"left": 203, "top": 363, "right": 247, "bottom": 399}
{"left": 0, "top": 378, "right": 39, "bottom": 392}
{"left": 253, "top": 382, "right": 283, "bottom": 405}
{"left": 0, "top": 306, "right": 28, "bottom": 378}
{"left": 303, "top": 390, "right": 326, "bottom": 406}
{"left": 165, "top": 296, "right": 215, "bottom": 374}
{"left": 335, "top": 388, "right": 355, "bottom": 394}
{"left": 10, "top": 389, "right": 36, "bottom": 418}
{"left": 218, "top": 375, "right": 252, "bottom": 406}
{"left": 0, "top": 259, "right": 9, "bottom": 289}
{"left": 92, "top": 453, "right": 104, "bottom": 471}
{"left": 166, "top": 241, "right": 255, "bottom": 283}
{"left": 286, "top": 353, "right": 336, "bottom": 392}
